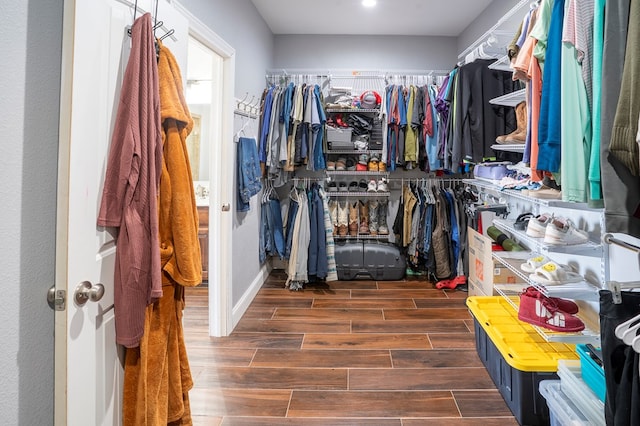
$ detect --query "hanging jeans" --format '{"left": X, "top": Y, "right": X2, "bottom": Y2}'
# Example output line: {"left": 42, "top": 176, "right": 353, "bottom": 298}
{"left": 269, "top": 198, "right": 285, "bottom": 259}
{"left": 284, "top": 197, "right": 299, "bottom": 259}
{"left": 599, "top": 290, "right": 640, "bottom": 426}
{"left": 307, "top": 187, "right": 328, "bottom": 279}
{"left": 236, "top": 137, "right": 263, "bottom": 212}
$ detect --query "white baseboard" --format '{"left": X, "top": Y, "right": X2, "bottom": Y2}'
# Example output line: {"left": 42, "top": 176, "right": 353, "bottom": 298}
{"left": 231, "top": 263, "right": 272, "bottom": 328}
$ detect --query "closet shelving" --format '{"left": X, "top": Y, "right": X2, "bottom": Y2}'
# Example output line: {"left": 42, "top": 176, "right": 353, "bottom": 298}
{"left": 490, "top": 143, "right": 526, "bottom": 153}
{"left": 489, "top": 88, "right": 527, "bottom": 107}
{"left": 464, "top": 178, "right": 604, "bottom": 345}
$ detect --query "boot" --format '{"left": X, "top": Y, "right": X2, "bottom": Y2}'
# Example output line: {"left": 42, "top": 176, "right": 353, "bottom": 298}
{"left": 358, "top": 200, "right": 369, "bottom": 235}
{"left": 329, "top": 200, "right": 338, "bottom": 236}
{"left": 337, "top": 201, "right": 348, "bottom": 236}
{"left": 496, "top": 101, "right": 527, "bottom": 144}
{"left": 368, "top": 200, "right": 379, "bottom": 236}
{"left": 378, "top": 199, "right": 389, "bottom": 235}
{"left": 348, "top": 201, "right": 359, "bottom": 237}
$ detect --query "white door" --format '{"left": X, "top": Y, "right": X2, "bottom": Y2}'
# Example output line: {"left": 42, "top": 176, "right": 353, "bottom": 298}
{"left": 55, "top": 0, "right": 188, "bottom": 424}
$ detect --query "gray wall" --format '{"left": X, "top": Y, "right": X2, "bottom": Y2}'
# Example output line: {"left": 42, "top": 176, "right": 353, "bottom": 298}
{"left": 0, "top": 0, "right": 61, "bottom": 424}
{"left": 178, "top": 0, "right": 274, "bottom": 305}
{"left": 273, "top": 35, "right": 457, "bottom": 72}
{"left": 457, "top": 0, "right": 526, "bottom": 60}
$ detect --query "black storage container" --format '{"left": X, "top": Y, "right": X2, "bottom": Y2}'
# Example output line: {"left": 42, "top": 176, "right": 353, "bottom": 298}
{"left": 334, "top": 240, "right": 405, "bottom": 280}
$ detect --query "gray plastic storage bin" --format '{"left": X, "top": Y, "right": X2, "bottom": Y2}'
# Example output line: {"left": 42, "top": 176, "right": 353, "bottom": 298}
{"left": 334, "top": 241, "right": 405, "bottom": 280}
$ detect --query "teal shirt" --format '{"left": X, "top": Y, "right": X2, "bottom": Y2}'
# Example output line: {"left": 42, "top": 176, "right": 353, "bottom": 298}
{"left": 589, "top": 0, "right": 605, "bottom": 201}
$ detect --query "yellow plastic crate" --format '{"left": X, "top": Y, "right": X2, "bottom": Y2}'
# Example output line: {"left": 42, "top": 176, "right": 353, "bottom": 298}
{"left": 466, "top": 296, "right": 578, "bottom": 372}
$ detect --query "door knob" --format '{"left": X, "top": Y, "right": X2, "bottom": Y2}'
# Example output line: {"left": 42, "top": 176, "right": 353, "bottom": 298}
{"left": 74, "top": 281, "right": 105, "bottom": 305}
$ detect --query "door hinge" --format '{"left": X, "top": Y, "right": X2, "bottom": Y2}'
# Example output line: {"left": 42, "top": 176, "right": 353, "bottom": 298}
{"left": 47, "top": 286, "right": 66, "bottom": 311}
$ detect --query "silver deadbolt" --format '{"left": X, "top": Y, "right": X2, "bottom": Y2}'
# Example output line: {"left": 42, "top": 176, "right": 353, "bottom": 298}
{"left": 74, "top": 281, "right": 105, "bottom": 305}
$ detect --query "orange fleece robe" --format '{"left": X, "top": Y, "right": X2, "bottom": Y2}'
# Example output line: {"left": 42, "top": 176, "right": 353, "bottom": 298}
{"left": 123, "top": 40, "right": 202, "bottom": 425}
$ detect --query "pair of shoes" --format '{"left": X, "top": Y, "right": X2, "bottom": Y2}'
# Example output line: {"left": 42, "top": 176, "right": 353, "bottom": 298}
{"left": 327, "top": 181, "right": 338, "bottom": 192}
{"left": 526, "top": 214, "right": 589, "bottom": 245}
{"left": 356, "top": 163, "right": 368, "bottom": 172}
{"left": 358, "top": 153, "right": 369, "bottom": 165}
{"left": 496, "top": 101, "right": 527, "bottom": 144}
{"left": 348, "top": 181, "right": 359, "bottom": 192}
{"left": 368, "top": 155, "right": 380, "bottom": 171}
{"left": 527, "top": 260, "right": 584, "bottom": 285}
{"left": 520, "top": 255, "right": 573, "bottom": 274}
{"left": 338, "top": 182, "right": 348, "bottom": 192}
{"left": 366, "top": 177, "right": 388, "bottom": 192}
{"left": 327, "top": 161, "right": 336, "bottom": 171}
{"left": 335, "top": 158, "right": 347, "bottom": 171}
{"left": 518, "top": 287, "right": 584, "bottom": 332}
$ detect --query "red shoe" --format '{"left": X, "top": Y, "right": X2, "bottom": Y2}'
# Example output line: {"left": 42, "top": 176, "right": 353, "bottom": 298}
{"left": 518, "top": 291, "right": 585, "bottom": 332}
{"left": 522, "top": 286, "right": 579, "bottom": 314}
{"left": 436, "top": 275, "right": 467, "bottom": 289}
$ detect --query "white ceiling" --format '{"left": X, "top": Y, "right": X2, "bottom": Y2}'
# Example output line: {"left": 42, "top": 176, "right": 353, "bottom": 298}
{"left": 251, "top": 0, "right": 494, "bottom": 37}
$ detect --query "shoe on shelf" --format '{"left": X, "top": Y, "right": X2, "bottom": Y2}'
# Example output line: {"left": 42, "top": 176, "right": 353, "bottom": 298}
{"left": 348, "top": 181, "right": 359, "bottom": 192}
{"left": 518, "top": 289, "right": 585, "bottom": 332}
{"left": 525, "top": 185, "right": 562, "bottom": 199}
{"left": 346, "top": 157, "right": 357, "bottom": 171}
{"left": 367, "top": 179, "right": 377, "bottom": 192}
{"left": 526, "top": 213, "right": 554, "bottom": 238}
{"left": 378, "top": 161, "right": 387, "bottom": 172}
{"left": 521, "top": 286, "right": 579, "bottom": 315}
{"left": 544, "top": 217, "right": 589, "bottom": 245}
{"left": 356, "top": 163, "right": 368, "bottom": 172}
{"left": 337, "top": 201, "right": 348, "bottom": 236}
{"left": 496, "top": 101, "right": 527, "bottom": 144}
{"left": 358, "top": 153, "right": 369, "bottom": 165}
{"left": 327, "top": 181, "right": 338, "bottom": 192}
{"left": 348, "top": 201, "right": 359, "bottom": 237}
{"left": 377, "top": 199, "right": 389, "bottom": 235}
{"left": 338, "top": 182, "right": 348, "bottom": 192}
{"left": 368, "top": 200, "right": 379, "bottom": 236}
{"left": 327, "top": 161, "right": 336, "bottom": 171}
{"left": 329, "top": 200, "right": 338, "bottom": 236}
{"left": 358, "top": 201, "right": 369, "bottom": 235}
{"left": 358, "top": 179, "right": 368, "bottom": 192}
{"left": 335, "top": 158, "right": 347, "bottom": 171}
{"left": 376, "top": 177, "right": 389, "bottom": 192}
{"left": 368, "top": 158, "right": 379, "bottom": 172}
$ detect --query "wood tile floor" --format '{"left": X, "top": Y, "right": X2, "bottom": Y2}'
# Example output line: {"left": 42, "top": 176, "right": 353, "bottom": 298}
{"left": 184, "top": 271, "right": 518, "bottom": 425}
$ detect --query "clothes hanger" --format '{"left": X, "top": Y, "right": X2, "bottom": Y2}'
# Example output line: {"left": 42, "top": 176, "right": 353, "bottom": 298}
{"left": 615, "top": 314, "right": 640, "bottom": 344}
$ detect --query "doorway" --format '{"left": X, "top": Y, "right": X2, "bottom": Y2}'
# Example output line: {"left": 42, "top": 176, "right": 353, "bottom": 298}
{"left": 175, "top": 2, "right": 236, "bottom": 337}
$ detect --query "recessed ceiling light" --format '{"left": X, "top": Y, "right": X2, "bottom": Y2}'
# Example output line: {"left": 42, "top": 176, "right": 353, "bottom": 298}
{"left": 362, "top": 0, "right": 377, "bottom": 7}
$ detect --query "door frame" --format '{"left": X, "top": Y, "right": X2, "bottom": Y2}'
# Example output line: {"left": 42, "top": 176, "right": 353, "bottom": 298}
{"left": 173, "top": 1, "right": 235, "bottom": 337}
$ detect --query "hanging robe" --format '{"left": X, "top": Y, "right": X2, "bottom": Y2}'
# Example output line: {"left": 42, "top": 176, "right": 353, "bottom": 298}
{"left": 123, "top": 39, "right": 202, "bottom": 426}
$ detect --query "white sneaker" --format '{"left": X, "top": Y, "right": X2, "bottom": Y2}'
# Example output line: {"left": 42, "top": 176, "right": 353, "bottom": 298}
{"left": 377, "top": 177, "right": 389, "bottom": 192}
{"left": 367, "top": 179, "right": 377, "bottom": 192}
{"left": 526, "top": 213, "right": 553, "bottom": 238}
{"left": 543, "top": 218, "right": 589, "bottom": 245}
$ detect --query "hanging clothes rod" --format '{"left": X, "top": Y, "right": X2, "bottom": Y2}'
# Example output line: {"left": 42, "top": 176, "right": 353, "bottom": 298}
{"left": 603, "top": 233, "right": 640, "bottom": 254}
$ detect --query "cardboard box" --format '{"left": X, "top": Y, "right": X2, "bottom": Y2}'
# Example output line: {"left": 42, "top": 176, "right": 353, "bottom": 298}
{"left": 467, "top": 227, "right": 520, "bottom": 296}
